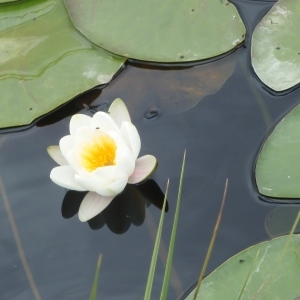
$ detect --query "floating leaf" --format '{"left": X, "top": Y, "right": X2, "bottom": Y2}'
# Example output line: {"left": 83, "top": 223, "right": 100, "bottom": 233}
{"left": 251, "top": 0, "right": 300, "bottom": 92}
{"left": 186, "top": 234, "right": 300, "bottom": 299}
{"left": 64, "top": 0, "right": 246, "bottom": 63}
{"left": 255, "top": 104, "right": 300, "bottom": 199}
{"left": 0, "top": 0, "right": 125, "bottom": 129}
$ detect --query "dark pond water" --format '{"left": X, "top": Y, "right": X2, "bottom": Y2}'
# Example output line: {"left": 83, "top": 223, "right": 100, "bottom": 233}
{"left": 1, "top": 0, "right": 299, "bottom": 299}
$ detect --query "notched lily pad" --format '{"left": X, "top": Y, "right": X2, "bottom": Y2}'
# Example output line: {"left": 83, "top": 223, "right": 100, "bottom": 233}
{"left": 251, "top": 0, "right": 300, "bottom": 92}
{"left": 186, "top": 234, "right": 300, "bottom": 299}
{"left": 255, "top": 104, "right": 300, "bottom": 199}
{"left": 0, "top": 0, "right": 125, "bottom": 129}
{"left": 64, "top": 0, "right": 246, "bottom": 63}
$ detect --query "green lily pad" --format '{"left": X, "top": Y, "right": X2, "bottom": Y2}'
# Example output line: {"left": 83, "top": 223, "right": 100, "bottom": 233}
{"left": 0, "top": 0, "right": 125, "bottom": 128}
{"left": 255, "top": 104, "right": 300, "bottom": 198}
{"left": 64, "top": 0, "right": 246, "bottom": 63}
{"left": 186, "top": 234, "right": 300, "bottom": 299}
{"left": 251, "top": 0, "right": 300, "bottom": 92}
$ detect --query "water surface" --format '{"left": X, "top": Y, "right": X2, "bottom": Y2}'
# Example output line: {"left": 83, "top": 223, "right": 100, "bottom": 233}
{"left": 1, "top": 1, "right": 300, "bottom": 299}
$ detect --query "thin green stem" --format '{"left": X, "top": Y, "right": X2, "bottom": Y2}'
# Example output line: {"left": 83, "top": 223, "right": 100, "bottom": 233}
{"left": 0, "top": 176, "right": 41, "bottom": 300}
{"left": 90, "top": 254, "right": 103, "bottom": 300}
{"left": 144, "top": 180, "right": 169, "bottom": 300}
{"left": 193, "top": 178, "right": 228, "bottom": 300}
{"left": 160, "top": 150, "right": 186, "bottom": 300}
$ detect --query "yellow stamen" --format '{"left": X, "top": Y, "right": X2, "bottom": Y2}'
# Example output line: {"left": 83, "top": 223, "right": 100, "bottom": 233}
{"left": 80, "top": 132, "right": 117, "bottom": 172}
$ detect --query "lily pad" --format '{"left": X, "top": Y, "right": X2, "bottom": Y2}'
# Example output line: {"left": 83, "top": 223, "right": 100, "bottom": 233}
{"left": 255, "top": 104, "right": 300, "bottom": 199}
{"left": 186, "top": 234, "right": 300, "bottom": 299}
{"left": 0, "top": 0, "right": 125, "bottom": 128}
{"left": 64, "top": 0, "right": 246, "bottom": 63}
{"left": 251, "top": 0, "right": 300, "bottom": 92}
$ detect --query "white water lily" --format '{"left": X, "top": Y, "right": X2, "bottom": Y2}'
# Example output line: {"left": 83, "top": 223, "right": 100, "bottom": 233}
{"left": 47, "top": 98, "right": 157, "bottom": 222}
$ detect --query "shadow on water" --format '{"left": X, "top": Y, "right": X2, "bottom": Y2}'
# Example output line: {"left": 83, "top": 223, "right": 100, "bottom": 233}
{"left": 62, "top": 179, "right": 167, "bottom": 234}
{"left": 1, "top": 1, "right": 300, "bottom": 300}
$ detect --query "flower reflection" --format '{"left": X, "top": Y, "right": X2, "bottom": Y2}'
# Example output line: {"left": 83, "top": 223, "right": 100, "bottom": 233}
{"left": 48, "top": 98, "right": 157, "bottom": 222}
{"left": 61, "top": 179, "right": 168, "bottom": 234}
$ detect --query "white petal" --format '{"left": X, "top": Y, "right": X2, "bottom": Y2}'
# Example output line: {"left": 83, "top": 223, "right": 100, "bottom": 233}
{"left": 92, "top": 165, "right": 128, "bottom": 181}
{"left": 69, "top": 114, "right": 92, "bottom": 135}
{"left": 74, "top": 173, "right": 108, "bottom": 193}
{"left": 50, "top": 166, "right": 86, "bottom": 191}
{"left": 91, "top": 112, "right": 121, "bottom": 133}
{"left": 96, "top": 176, "right": 128, "bottom": 196}
{"left": 128, "top": 155, "right": 158, "bottom": 184}
{"left": 65, "top": 150, "right": 83, "bottom": 174}
{"left": 59, "top": 135, "right": 75, "bottom": 159}
{"left": 115, "top": 147, "right": 135, "bottom": 176}
{"left": 92, "top": 165, "right": 117, "bottom": 178}
{"left": 74, "top": 127, "right": 121, "bottom": 153}
{"left": 108, "top": 98, "right": 131, "bottom": 128}
{"left": 47, "top": 145, "right": 68, "bottom": 165}
{"left": 78, "top": 192, "right": 114, "bottom": 222}
{"left": 120, "top": 121, "right": 141, "bottom": 159}
{"left": 84, "top": 167, "right": 128, "bottom": 196}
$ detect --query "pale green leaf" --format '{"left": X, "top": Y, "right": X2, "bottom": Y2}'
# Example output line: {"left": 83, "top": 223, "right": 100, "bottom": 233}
{"left": 186, "top": 234, "right": 300, "bottom": 300}
{"left": 0, "top": 0, "right": 125, "bottom": 128}
{"left": 251, "top": 0, "right": 300, "bottom": 92}
{"left": 255, "top": 104, "right": 300, "bottom": 198}
{"left": 64, "top": 0, "right": 246, "bottom": 63}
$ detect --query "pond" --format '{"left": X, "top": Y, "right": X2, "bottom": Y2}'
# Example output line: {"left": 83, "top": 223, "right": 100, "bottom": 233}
{"left": 1, "top": 0, "right": 299, "bottom": 299}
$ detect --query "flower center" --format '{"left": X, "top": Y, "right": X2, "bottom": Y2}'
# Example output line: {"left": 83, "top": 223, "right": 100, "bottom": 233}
{"left": 80, "top": 132, "right": 117, "bottom": 172}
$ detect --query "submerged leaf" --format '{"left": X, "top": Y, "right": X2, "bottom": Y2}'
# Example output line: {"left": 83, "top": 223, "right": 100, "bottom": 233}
{"left": 255, "top": 104, "right": 300, "bottom": 199}
{"left": 64, "top": 0, "right": 245, "bottom": 63}
{"left": 251, "top": 0, "right": 300, "bottom": 92}
{"left": 186, "top": 234, "right": 300, "bottom": 299}
{"left": 92, "top": 53, "right": 237, "bottom": 118}
{"left": 265, "top": 206, "right": 300, "bottom": 238}
{"left": 0, "top": 0, "right": 125, "bottom": 128}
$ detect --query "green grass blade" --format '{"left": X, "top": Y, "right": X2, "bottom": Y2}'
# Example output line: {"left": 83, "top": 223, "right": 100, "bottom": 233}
{"left": 193, "top": 178, "right": 228, "bottom": 300}
{"left": 144, "top": 180, "right": 169, "bottom": 300}
{"left": 160, "top": 150, "right": 186, "bottom": 300}
{"left": 90, "top": 254, "right": 102, "bottom": 300}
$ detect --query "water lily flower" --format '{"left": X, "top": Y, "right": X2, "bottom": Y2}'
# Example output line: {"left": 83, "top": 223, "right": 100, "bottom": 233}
{"left": 47, "top": 98, "right": 157, "bottom": 222}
